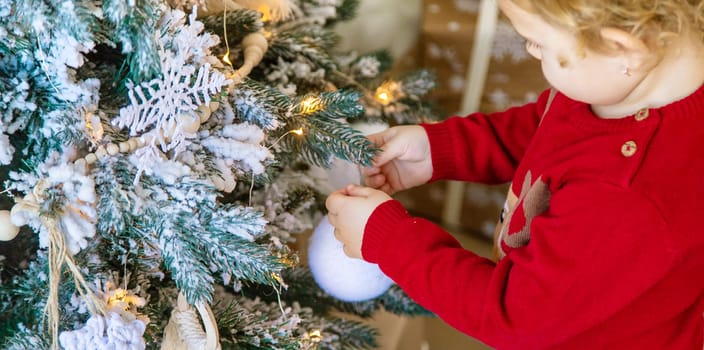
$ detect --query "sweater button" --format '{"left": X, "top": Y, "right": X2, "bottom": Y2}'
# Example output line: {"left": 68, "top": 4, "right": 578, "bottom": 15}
{"left": 635, "top": 109, "right": 649, "bottom": 121}
{"left": 621, "top": 141, "right": 638, "bottom": 157}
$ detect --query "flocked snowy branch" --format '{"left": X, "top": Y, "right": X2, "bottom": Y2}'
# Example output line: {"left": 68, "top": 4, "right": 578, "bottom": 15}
{"left": 0, "top": 0, "right": 439, "bottom": 348}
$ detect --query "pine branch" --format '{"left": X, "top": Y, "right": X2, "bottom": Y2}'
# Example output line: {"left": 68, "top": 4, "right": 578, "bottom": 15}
{"left": 230, "top": 78, "right": 291, "bottom": 130}
{"left": 201, "top": 8, "right": 263, "bottom": 45}
{"left": 214, "top": 299, "right": 305, "bottom": 350}
{"left": 268, "top": 31, "right": 338, "bottom": 73}
{"left": 101, "top": 0, "right": 163, "bottom": 82}
{"left": 1, "top": 326, "right": 50, "bottom": 350}
{"left": 0, "top": 257, "right": 49, "bottom": 339}
{"left": 277, "top": 90, "right": 378, "bottom": 167}
{"left": 334, "top": 0, "right": 362, "bottom": 23}
{"left": 94, "top": 159, "right": 137, "bottom": 238}
{"left": 0, "top": 0, "right": 443, "bottom": 346}
{"left": 318, "top": 318, "right": 378, "bottom": 350}
{"left": 285, "top": 24, "right": 340, "bottom": 52}
{"left": 158, "top": 211, "right": 217, "bottom": 305}
{"left": 245, "top": 268, "right": 431, "bottom": 320}
{"left": 147, "top": 180, "right": 285, "bottom": 305}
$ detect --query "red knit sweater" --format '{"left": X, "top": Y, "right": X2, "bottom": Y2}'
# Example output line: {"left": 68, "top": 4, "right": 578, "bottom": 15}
{"left": 362, "top": 87, "right": 704, "bottom": 349}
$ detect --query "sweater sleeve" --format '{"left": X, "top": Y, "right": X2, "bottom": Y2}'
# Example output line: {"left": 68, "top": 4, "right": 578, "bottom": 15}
{"left": 362, "top": 182, "right": 679, "bottom": 349}
{"left": 421, "top": 89, "right": 552, "bottom": 184}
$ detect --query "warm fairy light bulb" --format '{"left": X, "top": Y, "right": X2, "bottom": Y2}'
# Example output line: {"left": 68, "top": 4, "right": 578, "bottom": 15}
{"left": 268, "top": 128, "right": 305, "bottom": 150}
{"left": 107, "top": 289, "right": 129, "bottom": 309}
{"left": 222, "top": 51, "right": 233, "bottom": 67}
{"left": 299, "top": 96, "right": 323, "bottom": 114}
{"left": 84, "top": 111, "right": 104, "bottom": 144}
{"left": 258, "top": 4, "right": 272, "bottom": 22}
{"left": 106, "top": 288, "right": 145, "bottom": 311}
{"left": 376, "top": 91, "right": 390, "bottom": 104}
{"left": 374, "top": 81, "right": 401, "bottom": 106}
{"left": 309, "top": 329, "right": 322, "bottom": 343}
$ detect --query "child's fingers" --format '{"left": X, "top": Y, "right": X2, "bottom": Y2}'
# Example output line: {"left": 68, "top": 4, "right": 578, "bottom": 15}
{"left": 366, "top": 129, "right": 393, "bottom": 147}
{"left": 371, "top": 144, "right": 400, "bottom": 167}
{"left": 325, "top": 190, "right": 348, "bottom": 214}
{"left": 361, "top": 166, "right": 381, "bottom": 177}
{"left": 367, "top": 130, "right": 402, "bottom": 167}
{"left": 379, "top": 183, "right": 393, "bottom": 194}
{"left": 364, "top": 174, "right": 387, "bottom": 189}
{"left": 344, "top": 184, "right": 377, "bottom": 198}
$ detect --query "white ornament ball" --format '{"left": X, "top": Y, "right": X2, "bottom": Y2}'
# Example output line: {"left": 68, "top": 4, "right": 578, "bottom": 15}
{"left": 308, "top": 215, "right": 393, "bottom": 302}
{"left": 0, "top": 210, "right": 20, "bottom": 241}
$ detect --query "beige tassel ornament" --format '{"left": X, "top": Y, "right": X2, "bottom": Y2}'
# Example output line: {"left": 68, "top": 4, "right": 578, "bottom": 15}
{"left": 162, "top": 293, "right": 221, "bottom": 350}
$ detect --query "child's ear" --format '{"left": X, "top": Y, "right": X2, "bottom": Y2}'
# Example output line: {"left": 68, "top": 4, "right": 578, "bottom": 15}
{"left": 600, "top": 27, "right": 653, "bottom": 71}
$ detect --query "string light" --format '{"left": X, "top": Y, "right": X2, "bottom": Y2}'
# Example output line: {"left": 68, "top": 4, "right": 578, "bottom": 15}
{"left": 271, "top": 272, "right": 283, "bottom": 284}
{"left": 374, "top": 81, "right": 402, "bottom": 106}
{"left": 84, "top": 111, "right": 104, "bottom": 147}
{"left": 299, "top": 96, "right": 323, "bottom": 114}
{"left": 303, "top": 329, "right": 323, "bottom": 348}
{"left": 258, "top": 4, "right": 272, "bottom": 22}
{"left": 222, "top": 9, "right": 233, "bottom": 67}
{"left": 376, "top": 91, "right": 390, "bottom": 104}
{"left": 107, "top": 288, "right": 128, "bottom": 307}
{"left": 309, "top": 329, "right": 322, "bottom": 342}
{"left": 268, "top": 128, "right": 305, "bottom": 150}
{"left": 223, "top": 52, "right": 233, "bottom": 67}
{"left": 106, "top": 288, "right": 145, "bottom": 312}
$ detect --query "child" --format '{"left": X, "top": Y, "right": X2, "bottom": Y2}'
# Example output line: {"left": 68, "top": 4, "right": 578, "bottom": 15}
{"left": 325, "top": 0, "right": 704, "bottom": 348}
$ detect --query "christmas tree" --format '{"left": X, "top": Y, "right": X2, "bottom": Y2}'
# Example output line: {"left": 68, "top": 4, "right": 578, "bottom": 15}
{"left": 0, "top": 0, "right": 439, "bottom": 348}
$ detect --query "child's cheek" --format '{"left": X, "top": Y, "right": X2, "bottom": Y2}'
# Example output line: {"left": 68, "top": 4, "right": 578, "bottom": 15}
{"left": 540, "top": 52, "right": 571, "bottom": 90}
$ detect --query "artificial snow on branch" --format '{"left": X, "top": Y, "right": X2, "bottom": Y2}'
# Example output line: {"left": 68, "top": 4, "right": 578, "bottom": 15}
{"left": 0, "top": 0, "right": 436, "bottom": 347}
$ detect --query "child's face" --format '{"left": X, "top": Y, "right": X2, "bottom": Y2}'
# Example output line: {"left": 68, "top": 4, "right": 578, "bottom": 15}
{"left": 498, "top": 0, "right": 643, "bottom": 107}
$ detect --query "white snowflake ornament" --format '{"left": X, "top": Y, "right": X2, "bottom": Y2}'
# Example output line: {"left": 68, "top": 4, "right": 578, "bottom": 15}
{"left": 59, "top": 311, "right": 147, "bottom": 350}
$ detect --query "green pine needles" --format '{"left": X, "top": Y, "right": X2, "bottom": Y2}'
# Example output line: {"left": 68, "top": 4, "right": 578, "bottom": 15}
{"left": 0, "top": 0, "right": 439, "bottom": 348}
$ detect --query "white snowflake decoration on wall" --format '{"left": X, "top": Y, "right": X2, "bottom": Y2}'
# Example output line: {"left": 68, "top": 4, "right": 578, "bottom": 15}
{"left": 491, "top": 20, "right": 531, "bottom": 63}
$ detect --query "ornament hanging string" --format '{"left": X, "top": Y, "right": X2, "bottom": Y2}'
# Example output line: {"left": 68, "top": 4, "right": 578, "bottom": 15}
{"left": 15, "top": 187, "right": 106, "bottom": 350}
{"left": 42, "top": 215, "right": 106, "bottom": 350}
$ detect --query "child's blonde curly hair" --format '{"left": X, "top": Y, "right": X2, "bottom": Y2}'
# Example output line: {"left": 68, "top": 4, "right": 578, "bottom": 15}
{"left": 514, "top": 0, "right": 704, "bottom": 53}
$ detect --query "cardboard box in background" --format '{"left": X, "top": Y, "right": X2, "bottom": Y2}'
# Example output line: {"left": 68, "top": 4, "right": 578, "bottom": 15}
{"left": 394, "top": 0, "right": 548, "bottom": 239}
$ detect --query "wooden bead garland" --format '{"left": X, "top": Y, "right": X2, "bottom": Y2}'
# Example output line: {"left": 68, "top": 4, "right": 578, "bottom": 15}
{"left": 0, "top": 210, "right": 20, "bottom": 241}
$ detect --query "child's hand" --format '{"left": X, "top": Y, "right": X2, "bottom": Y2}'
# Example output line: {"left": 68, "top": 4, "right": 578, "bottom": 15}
{"left": 362, "top": 125, "right": 433, "bottom": 195}
{"left": 325, "top": 184, "right": 392, "bottom": 259}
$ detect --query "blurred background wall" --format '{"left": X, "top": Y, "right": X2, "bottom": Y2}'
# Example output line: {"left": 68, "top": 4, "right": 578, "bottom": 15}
{"left": 334, "top": 0, "right": 423, "bottom": 60}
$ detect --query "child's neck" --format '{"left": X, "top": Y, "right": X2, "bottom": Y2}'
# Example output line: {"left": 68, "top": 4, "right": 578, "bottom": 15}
{"left": 592, "top": 36, "right": 704, "bottom": 119}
